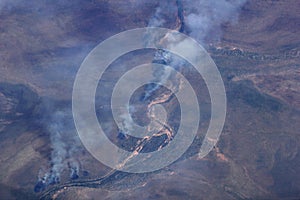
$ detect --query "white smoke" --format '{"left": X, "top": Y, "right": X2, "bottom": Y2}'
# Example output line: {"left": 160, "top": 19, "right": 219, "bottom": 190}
{"left": 35, "top": 110, "right": 82, "bottom": 192}
{"left": 148, "top": 6, "right": 166, "bottom": 27}
{"left": 30, "top": 0, "right": 247, "bottom": 191}
{"left": 119, "top": 105, "right": 135, "bottom": 135}
{"left": 48, "top": 121, "right": 68, "bottom": 184}
{"left": 183, "top": 0, "right": 247, "bottom": 42}
{"left": 139, "top": 0, "right": 247, "bottom": 136}
{"left": 144, "top": 0, "right": 247, "bottom": 93}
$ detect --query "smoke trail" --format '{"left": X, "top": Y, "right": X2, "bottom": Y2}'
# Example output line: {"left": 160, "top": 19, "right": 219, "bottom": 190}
{"left": 143, "top": 0, "right": 247, "bottom": 97}
{"left": 30, "top": 0, "right": 247, "bottom": 191}
{"left": 141, "top": 0, "right": 186, "bottom": 101}
{"left": 183, "top": 0, "right": 247, "bottom": 43}
{"left": 140, "top": 0, "right": 247, "bottom": 160}
{"left": 34, "top": 110, "right": 82, "bottom": 192}
{"left": 119, "top": 105, "right": 135, "bottom": 135}
{"left": 47, "top": 112, "right": 68, "bottom": 184}
{"left": 148, "top": 6, "right": 166, "bottom": 28}
{"left": 134, "top": 0, "right": 247, "bottom": 140}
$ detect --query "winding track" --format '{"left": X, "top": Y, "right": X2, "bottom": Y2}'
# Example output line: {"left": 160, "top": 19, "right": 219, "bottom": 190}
{"left": 40, "top": 2, "right": 186, "bottom": 199}
{"left": 39, "top": 2, "right": 300, "bottom": 199}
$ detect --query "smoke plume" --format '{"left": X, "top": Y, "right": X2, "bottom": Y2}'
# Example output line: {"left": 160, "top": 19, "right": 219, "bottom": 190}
{"left": 135, "top": 0, "right": 247, "bottom": 151}
{"left": 143, "top": 0, "right": 247, "bottom": 97}
{"left": 34, "top": 109, "right": 82, "bottom": 192}
{"left": 183, "top": 0, "right": 247, "bottom": 43}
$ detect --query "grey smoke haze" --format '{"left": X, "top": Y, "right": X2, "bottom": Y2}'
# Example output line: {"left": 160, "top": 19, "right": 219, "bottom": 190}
{"left": 183, "top": 0, "right": 247, "bottom": 42}
{"left": 0, "top": 0, "right": 247, "bottom": 191}
{"left": 139, "top": 0, "right": 246, "bottom": 141}
{"left": 48, "top": 111, "right": 70, "bottom": 183}
{"left": 148, "top": 0, "right": 247, "bottom": 43}
{"left": 35, "top": 108, "right": 82, "bottom": 190}
{"left": 145, "top": 0, "right": 247, "bottom": 91}
{"left": 148, "top": 6, "right": 166, "bottom": 27}
{"left": 47, "top": 121, "right": 67, "bottom": 184}
{"left": 0, "top": 0, "right": 89, "bottom": 192}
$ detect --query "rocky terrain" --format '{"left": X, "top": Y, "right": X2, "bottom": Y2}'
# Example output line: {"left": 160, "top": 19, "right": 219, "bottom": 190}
{"left": 0, "top": 0, "right": 299, "bottom": 199}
